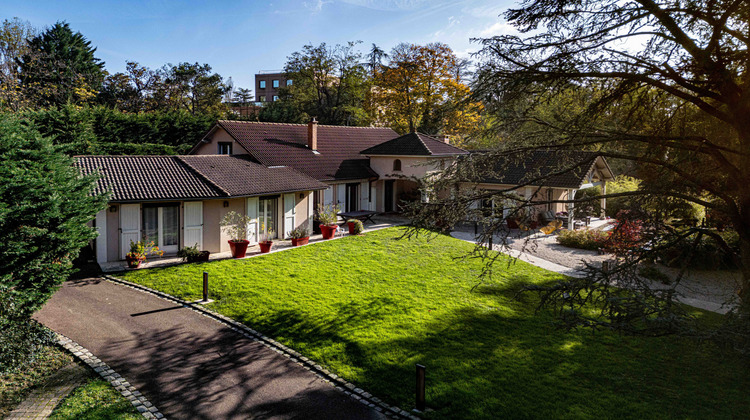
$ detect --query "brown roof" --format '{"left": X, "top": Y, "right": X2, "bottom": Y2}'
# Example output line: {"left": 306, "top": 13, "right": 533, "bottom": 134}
{"left": 210, "top": 120, "right": 400, "bottom": 181}
{"left": 469, "top": 150, "right": 614, "bottom": 189}
{"left": 178, "top": 155, "right": 327, "bottom": 196}
{"left": 360, "top": 132, "right": 469, "bottom": 156}
{"left": 75, "top": 155, "right": 326, "bottom": 203}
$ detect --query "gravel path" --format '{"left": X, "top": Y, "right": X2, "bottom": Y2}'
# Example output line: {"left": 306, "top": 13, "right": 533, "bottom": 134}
{"left": 452, "top": 228, "right": 741, "bottom": 314}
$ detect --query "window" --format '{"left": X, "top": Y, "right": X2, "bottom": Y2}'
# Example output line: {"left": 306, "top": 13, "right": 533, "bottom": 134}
{"left": 218, "top": 142, "right": 232, "bottom": 155}
{"left": 259, "top": 95, "right": 266, "bottom": 102}
{"left": 273, "top": 95, "right": 279, "bottom": 101}
{"left": 393, "top": 159, "right": 402, "bottom": 171}
{"left": 259, "top": 80, "right": 266, "bottom": 89}
{"left": 286, "top": 79, "right": 293, "bottom": 86}
{"left": 272, "top": 80, "right": 279, "bottom": 88}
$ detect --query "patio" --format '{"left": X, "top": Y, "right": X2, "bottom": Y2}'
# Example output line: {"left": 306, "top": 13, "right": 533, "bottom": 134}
{"left": 99, "top": 214, "right": 409, "bottom": 273}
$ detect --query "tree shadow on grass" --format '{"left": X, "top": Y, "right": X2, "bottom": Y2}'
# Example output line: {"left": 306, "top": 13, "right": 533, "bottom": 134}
{"left": 221, "top": 283, "right": 750, "bottom": 420}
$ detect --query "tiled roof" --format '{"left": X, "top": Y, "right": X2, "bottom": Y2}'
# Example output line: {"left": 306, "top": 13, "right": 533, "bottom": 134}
{"left": 360, "top": 132, "right": 469, "bottom": 156}
{"left": 469, "top": 150, "right": 612, "bottom": 189}
{"left": 213, "top": 120, "right": 400, "bottom": 181}
{"left": 178, "top": 155, "right": 327, "bottom": 196}
{"left": 75, "top": 155, "right": 326, "bottom": 203}
{"left": 75, "top": 156, "right": 225, "bottom": 202}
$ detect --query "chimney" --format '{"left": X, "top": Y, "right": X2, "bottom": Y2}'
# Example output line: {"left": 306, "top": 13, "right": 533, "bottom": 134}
{"left": 438, "top": 134, "right": 450, "bottom": 144}
{"left": 307, "top": 117, "right": 318, "bottom": 151}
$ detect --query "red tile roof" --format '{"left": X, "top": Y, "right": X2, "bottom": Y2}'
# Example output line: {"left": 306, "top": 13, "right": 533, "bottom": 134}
{"left": 213, "top": 120, "right": 400, "bottom": 181}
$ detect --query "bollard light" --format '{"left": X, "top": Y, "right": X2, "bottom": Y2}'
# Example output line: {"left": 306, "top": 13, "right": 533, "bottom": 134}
{"left": 203, "top": 271, "right": 209, "bottom": 302}
{"left": 416, "top": 364, "right": 426, "bottom": 412}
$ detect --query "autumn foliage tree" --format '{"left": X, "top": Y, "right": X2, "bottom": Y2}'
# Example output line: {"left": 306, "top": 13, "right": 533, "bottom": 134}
{"left": 372, "top": 42, "right": 482, "bottom": 142}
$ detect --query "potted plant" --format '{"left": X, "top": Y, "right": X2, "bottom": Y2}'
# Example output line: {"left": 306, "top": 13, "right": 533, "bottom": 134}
{"left": 258, "top": 222, "right": 275, "bottom": 253}
{"left": 178, "top": 243, "right": 210, "bottom": 263}
{"left": 221, "top": 211, "right": 252, "bottom": 258}
{"left": 316, "top": 203, "right": 340, "bottom": 239}
{"left": 346, "top": 219, "right": 364, "bottom": 235}
{"left": 125, "top": 240, "right": 163, "bottom": 269}
{"left": 289, "top": 223, "right": 310, "bottom": 246}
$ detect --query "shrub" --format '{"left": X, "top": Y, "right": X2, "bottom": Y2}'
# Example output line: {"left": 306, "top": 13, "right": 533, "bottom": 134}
{"left": 605, "top": 175, "right": 640, "bottom": 218}
{"left": 316, "top": 204, "right": 340, "bottom": 226}
{"left": 289, "top": 224, "right": 310, "bottom": 239}
{"left": 177, "top": 244, "right": 201, "bottom": 262}
{"left": 638, "top": 263, "right": 671, "bottom": 284}
{"left": 658, "top": 230, "right": 739, "bottom": 269}
{"left": 556, "top": 229, "right": 609, "bottom": 251}
{"left": 347, "top": 219, "right": 364, "bottom": 235}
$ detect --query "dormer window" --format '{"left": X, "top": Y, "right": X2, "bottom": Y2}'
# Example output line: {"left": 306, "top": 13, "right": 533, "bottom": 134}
{"left": 393, "top": 159, "right": 402, "bottom": 171}
{"left": 218, "top": 142, "right": 232, "bottom": 155}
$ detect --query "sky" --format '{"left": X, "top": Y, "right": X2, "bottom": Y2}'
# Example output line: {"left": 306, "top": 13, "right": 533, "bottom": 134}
{"left": 2, "top": 0, "right": 518, "bottom": 92}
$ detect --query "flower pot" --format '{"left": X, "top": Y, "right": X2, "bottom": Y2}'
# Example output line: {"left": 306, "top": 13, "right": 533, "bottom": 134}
{"left": 125, "top": 255, "right": 142, "bottom": 269}
{"left": 347, "top": 221, "right": 356, "bottom": 234}
{"left": 228, "top": 240, "right": 250, "bottom": 258}
{"left": 259, "top": 241, "right": 273, "bottom": 253}
{"left": 507, "top": 219, "right": 520, "bottom": 229}
{"left": 320, "top": 224, "right": 337, "bottom": 239}
{"left": 196, "top": 251, "right": 210, "bottom": 262}
{"left": 291, "top": 237, "right": 309, "bottom": 246}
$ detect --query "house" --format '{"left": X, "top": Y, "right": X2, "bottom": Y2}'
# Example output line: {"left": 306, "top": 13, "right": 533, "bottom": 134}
{"left": 77, "top": 155, "right": 326, "bottom": 264}
{"left": 191, "top": 120, "right": 470, "bottom": 214}
{"left": 462, "top": 150, "right": 615, "bottom": 228}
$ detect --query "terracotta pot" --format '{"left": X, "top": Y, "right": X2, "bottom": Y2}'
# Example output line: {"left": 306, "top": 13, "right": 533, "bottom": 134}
{"left": 259, "top": 241, "right": 273, "bottom": 253}
{"left": 320, "top": 224, "right": 337, "bottom": 239}
{"left": 196, "top": 251, "right": 210, "bottom": 262}
{"left": 291, "top": 237, "right": 309, "bottom": 246}
{"left": 229, "top": 240, "right": 250, "bottom": 258}
{"left": 507, "top": 219, "right": 520, "bottom": 229}
{"left": 125, "top": 255, "right": 142, "bottom": 269}
{"left": 347, "top": 221, "right": 356, "bottom": 234}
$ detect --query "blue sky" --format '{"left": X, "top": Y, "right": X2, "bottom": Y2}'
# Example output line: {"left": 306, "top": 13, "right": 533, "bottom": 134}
{"left": 3, "top": 0, "right": 518, "bottom": 91}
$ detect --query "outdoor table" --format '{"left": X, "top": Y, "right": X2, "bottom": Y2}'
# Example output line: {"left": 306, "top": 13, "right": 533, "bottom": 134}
{"left": 337, "top": 210, "right": 378, "bottom": 225}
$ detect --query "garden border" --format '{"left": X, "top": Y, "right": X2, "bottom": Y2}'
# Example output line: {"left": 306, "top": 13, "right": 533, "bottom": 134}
{"left": 55, "top": 333, "right": 164, "bottom": 419}
{"left": 102, "top": 274, "right": 421, "bottom": 420}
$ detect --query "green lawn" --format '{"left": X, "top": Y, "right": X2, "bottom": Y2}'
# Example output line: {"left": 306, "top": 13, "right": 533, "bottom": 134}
{"left": 120, "top": 228, "right": 749, "bottom": 419}
{"left": 49, "top": 378, "right": 141, "bottom": 420}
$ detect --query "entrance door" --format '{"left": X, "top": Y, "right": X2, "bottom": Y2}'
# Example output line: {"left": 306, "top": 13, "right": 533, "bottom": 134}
{"left": 258, "top": 197, "right": 278, "bottom": 240}
{"left": 384, "top": 180, "right": 395, "bottom": 212}
{"left": 142, "top": 204, "right": 179, "bottom": 254}
{"left": 346, "top": 183, "right": 358, "bottom": 212}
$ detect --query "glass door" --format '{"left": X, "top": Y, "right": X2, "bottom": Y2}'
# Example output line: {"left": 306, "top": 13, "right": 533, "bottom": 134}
{"left": 142, "top": 204, "right": 179, "bottom": 255}
{"left": 258, "top": 198, "right": 277, "bottom": 240}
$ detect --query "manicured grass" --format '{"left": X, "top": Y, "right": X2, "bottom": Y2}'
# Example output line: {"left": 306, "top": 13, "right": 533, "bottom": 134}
{"left": 0, "top": 345, "right": 73, "bottom": 418}
{"left": 49, "top": 378, "right": 141, "bottom": 420}
{"left": 120, "top": 228, "right": 749, "bottom": 419}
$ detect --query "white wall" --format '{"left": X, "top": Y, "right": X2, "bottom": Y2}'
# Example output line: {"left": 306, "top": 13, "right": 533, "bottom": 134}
{"left": 192, "top": 127, "right": 248, "bottom": 155}
{"left": 368, "top": 156, "right": 451, "bottom": 179}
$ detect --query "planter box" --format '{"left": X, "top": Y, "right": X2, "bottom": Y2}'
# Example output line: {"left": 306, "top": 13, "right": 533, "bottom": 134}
{"left": 259, "top": 241, "right": 273, "bottom": 253}
{"left": 229, "top": 240, "right": 250, "bottom": 258}
{"left": 291, "top": 237, "right": 309, "bottom": 246}
{"left": 320, "top": 224, "right": 337, "bottom": 239}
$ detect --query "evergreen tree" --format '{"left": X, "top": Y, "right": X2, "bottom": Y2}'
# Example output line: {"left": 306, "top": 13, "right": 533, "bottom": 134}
{"left": 17, "top": 21, "right": 105, "bottom": 107}
{"left": 0, "top": 114, "right": 106, "bottom": 371}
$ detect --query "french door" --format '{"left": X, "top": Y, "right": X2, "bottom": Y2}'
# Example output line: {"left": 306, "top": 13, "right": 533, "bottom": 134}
{"left": 142, "top": 204, "right": 179, "bottom": 254}
{"left": 258, "top": 197, "right": 277, "bottom": 240}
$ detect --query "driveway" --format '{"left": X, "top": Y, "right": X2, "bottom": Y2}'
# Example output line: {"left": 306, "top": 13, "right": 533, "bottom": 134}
{"left": 35, "top": 278, "right": 385, "bottom": 420}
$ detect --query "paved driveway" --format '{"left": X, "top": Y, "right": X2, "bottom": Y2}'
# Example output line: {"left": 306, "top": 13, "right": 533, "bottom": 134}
{"left": 35, "top": 278, "right": 384, "bottom": 420}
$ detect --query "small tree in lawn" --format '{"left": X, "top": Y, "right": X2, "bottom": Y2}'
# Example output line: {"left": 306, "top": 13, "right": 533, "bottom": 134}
{"left": 0, "top": 115, "right": 106, "bottom": 372}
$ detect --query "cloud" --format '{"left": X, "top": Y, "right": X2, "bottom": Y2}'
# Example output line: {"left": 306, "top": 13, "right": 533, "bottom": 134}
{"left": 304, "top": 0, "right": 332, "bottom": 12}
{"left": 477, "top": 21, "right": 516, "bottom": 37}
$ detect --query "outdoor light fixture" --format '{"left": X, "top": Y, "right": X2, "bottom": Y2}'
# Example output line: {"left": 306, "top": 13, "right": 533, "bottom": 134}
{"left": 109, "top": 206, "right": 117, "bottom": 213}
{"left": 223, "top": 201, "right": 229, "bottom": 208}
{"left": 299, "top": 193, "right": 304, "bottom": 198}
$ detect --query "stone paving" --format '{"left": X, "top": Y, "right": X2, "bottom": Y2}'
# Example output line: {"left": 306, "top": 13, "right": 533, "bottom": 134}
{"left": 6, "top": 363, "right": 88, "bottom": 420}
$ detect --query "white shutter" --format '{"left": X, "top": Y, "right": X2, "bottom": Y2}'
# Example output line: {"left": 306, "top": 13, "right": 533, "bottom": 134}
{"left": 246, "top": 197, "right": 259, "bottom": 244}
{"left": 370, "top": 182, "right": 377, "bottom": 211}
{"left": 337, "top": 184, "right": 346, "bottom": 208}
{"left": 120, "top": 204, "right": 141, "bottom": 259}
{"left": 184, "top": 201, "right": 203, "bottom": 250}
{"left": 283, "top": 193, "right": 296, "bottom": 238}
{"left": 360, "top": 181, "right": 369, "bottom": 211}
{"left": 95, "top": 209, "right": 107, "bottom": 263}
{"left": 323, "top": 186, "right": 333, "bottom": 206}
{"left": 307, "top": 191, "right": 314, "bottom": 226}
